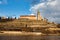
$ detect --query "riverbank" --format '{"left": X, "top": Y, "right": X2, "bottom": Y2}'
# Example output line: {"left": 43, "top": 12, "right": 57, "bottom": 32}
{"left": 0, "top": 31, "right": 60, "bottom": 36}
{"left": 0, "top": 31, "right": 43, "bottom": 36}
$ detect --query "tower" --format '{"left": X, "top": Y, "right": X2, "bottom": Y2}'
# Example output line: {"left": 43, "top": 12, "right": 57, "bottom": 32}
{"left": 37, "top": 11, "right": 42, "bottom": 20}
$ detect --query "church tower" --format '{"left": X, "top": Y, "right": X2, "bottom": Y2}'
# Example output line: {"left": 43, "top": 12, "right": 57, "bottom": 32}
{"left": 37, "top": 11, "right": 42, "bottom": 20}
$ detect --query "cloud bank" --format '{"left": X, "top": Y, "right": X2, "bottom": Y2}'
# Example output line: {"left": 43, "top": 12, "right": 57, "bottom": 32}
{"left": 29, "top": 0, "right": 60, "bottom": 23}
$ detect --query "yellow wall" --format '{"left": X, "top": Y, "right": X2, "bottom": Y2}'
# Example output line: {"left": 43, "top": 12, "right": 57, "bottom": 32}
{"left": 20, "top": 16, "right": 36, "bottom": 20}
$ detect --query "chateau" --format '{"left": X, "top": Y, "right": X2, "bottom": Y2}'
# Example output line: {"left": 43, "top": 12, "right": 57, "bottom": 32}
{"left": 0, "top": 11, "right": 57, "bottom": 27}
{"left": 19, "top": 11, "right": 42, "bottom": 20}
{"left": 18, "top": 11, "right": 56, "bottom": 27}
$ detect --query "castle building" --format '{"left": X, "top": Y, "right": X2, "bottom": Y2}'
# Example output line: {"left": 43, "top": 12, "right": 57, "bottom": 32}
{"left": 19, "top": 11, "right": 43, "bottom": 20}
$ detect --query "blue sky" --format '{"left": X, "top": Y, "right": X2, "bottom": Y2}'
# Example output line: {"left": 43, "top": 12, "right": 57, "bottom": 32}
{"left": 0, "top": 0, "right": 34, "bottom": 17}
{"left": 0, "top": 0, "right": 46, "bottom": 17}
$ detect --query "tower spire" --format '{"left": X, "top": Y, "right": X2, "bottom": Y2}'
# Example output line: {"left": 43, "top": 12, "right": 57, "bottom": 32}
{"left": 37, "top": 10, "right": 42, "bottom": 20}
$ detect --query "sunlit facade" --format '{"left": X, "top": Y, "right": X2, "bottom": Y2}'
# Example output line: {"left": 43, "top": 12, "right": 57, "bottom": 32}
{"left": 19, "top": 11, "right": 43, "bottom": 20}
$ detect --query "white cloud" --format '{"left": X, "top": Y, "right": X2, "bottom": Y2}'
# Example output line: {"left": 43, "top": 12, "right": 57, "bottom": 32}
{"left": 29, "top": 0, "right": 60, "bottom": 23}
{"left": 47, "top": 0, "right": 57, "bottom": 6}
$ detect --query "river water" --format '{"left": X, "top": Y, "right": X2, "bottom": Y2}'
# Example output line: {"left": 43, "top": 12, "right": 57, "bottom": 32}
{"left": 0, "top": 35, "right": 60, "bottom": 40}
